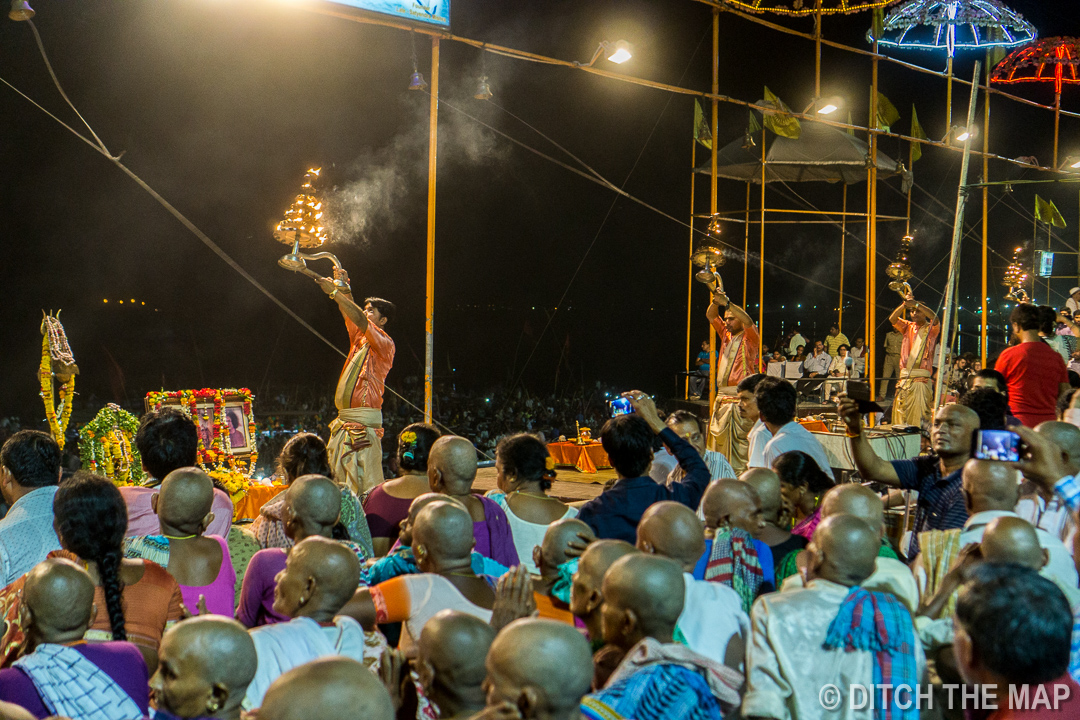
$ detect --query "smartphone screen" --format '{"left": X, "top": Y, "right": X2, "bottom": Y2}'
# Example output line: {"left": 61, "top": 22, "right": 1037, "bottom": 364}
{"left": 609, "top": 397, "right": 633, "bottom": 416}
{"left": 973, "top": 429, "right": 1021, "bottom": 462}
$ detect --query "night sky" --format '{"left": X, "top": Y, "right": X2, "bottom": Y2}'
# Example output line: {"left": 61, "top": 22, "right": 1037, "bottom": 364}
{"left": 2, "top": 0, "right": 1080, "bottom": 425}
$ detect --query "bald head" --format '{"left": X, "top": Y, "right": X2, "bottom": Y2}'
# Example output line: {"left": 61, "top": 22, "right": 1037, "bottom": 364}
{"left": 980, "top": 516, "right": 1047, "bottom": 570}
{"left": 570, "top": 539, "right": 638, "bottom": 630}
{"left": 537, "top": 519, "right": 595, "bottom": 577}
{"left": 1035, "top": 421, "right": 1080, "bottom": 474}
{"left": 636, "top": 501, "right": 706, "bottom": 571}
{"left": 742, "top": 468, "right": 783, "bottom": 524}
{"left": 962, "top": 460, "right": 1021, "bottom": 514}
{"left": 701, "top": 480, "right": 764, "bottom": 536}
{"left": 932, "top": 404, "right": 980, "bottom": 459}
{"left": 413, "top": 501, "right": 476, "bottom": 565}
{"left": 157, "top": 467, "right": 214, "bottom": 530}
{"left": 807, "top": 515, "right": 879, "bottom": 587}
{"left": 399, "top": 493, "right": 465, "bottom": 548}
{"left": 602, "top": 554, "right": 685, "bottom": 646}
{"left": 23, "top": 558, "right": 95, "bottom": 639}
{"left": 429, "top": 436, "right": 478, "bottom": 493}
{"left": 820, "top": 484, "right": 885, "bottom": 539}
{"left": 286, "top": 475, "right": 341, "bottom": 531}
{"left": 260, "top": 658, "right": 393, "bottom": 720}
{"left": 418, "top": 611, "right": 494, "bottom": 698}
{"left": 486, "top": 619, "right": 593, "bottom": 716}
{"left": 277, "top": 537, "right": 361, "bottom": 618}
{"left": 154, "top": 616, "right": 257, "bottom": 717}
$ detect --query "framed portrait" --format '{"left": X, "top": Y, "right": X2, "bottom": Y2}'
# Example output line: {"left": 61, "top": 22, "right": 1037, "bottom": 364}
{"left": 144, "top": 388, "right": 258, "bottom": 472}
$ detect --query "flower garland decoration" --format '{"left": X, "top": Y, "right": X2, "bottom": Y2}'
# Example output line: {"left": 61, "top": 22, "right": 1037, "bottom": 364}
{"left": 39, "top": 313, "right": 78, "bottom": 450}
{"left": 144, "top": 388, "right": 259, "bottom": 476}
{"left": 79, "top": 404, "right": 144, "bottom": 486}
{"left": 209, "top": 469, "right": 250, "bottom": 503}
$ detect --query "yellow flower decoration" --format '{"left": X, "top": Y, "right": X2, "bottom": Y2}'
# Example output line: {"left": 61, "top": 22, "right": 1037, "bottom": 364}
{"left": 400, "top": 431, "right": 417, "bottom": 444}
{"left": 545, "top": 456, "right": 556, "bottom": 471}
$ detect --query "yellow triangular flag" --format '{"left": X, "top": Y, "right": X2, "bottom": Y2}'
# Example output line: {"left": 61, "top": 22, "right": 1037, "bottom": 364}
{"left": 762, "top": 86, "right": 801, "bottom": 140}
{"left": 1036, "top": 195, "right": 1067, "bottom": 228}
{"left": 911, "top": 105, "right": 927, "bottom": 164}
{"left": 694, "top": 99, "right": 712, "bottom": 150}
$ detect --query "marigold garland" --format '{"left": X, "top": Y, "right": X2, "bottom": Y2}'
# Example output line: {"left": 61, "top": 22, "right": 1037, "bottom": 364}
{"left": 79, "top": 404, "right": 144, "bottom": 486}
{"left": 39, "top": 331, "right": 75, "bottom": 451}
{"left": 145, "top": 388, "right": 259, "bottom": 490}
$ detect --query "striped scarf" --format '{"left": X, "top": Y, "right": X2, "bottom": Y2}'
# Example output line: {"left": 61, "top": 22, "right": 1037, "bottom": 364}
{"left": 704, "top": 527, "right": 762, "bottom": 613}
{"left": 824, "top": 587, "right": 919, "bottom": 720}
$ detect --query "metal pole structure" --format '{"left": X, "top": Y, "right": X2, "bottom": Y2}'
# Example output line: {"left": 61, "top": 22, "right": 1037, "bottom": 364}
{"left": 814, "top": 2, "right": 822, "bottom": 99}
{"left": 423, "top": 38, "right": 439, "bottom": 423}
{"left": 709, "top": 8, "right": 719, "bottom": 414}
{"left": 759, "top": 124, "right": 766, "bottom": 369}
{"left": 934, "top": 62, "right": 983, "bottom": 409}
{"left": 743, "top": 183, "right": 750, "bottom": 307}
{"left": 839, "top": 183, "right": 847, "bottom": 333}
{"left": 946, "top": 55, "right": 954, "bottom": 133}
{"left": 686, "top": 136, "right": 697, "bottom": 399}
{"left": 868, "top": 43, "right": 879, "bottom": 401}
{"left": 1054, "top": 91, "right": 1062, "bottom": 169}
{"left": 981, "top": 51, "right": 990, "bottom": 365}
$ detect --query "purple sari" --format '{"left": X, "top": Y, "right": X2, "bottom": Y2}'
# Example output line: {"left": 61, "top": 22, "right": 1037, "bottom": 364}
{"left": 473, "top": 495, "right": 520, "bottom": 568}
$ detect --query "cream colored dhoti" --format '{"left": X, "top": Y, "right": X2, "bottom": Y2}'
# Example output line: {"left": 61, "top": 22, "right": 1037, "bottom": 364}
{"left": 708, "top": 392, "right": 754, "bottom": 474}
{"left": 892, "top": 369, "right": 933, "bottom": 428}
{"left": 327, "top": 407, "right": 384, "bottom": 496}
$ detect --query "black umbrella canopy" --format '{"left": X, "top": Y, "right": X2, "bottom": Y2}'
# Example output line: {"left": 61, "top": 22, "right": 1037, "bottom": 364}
{"left": 697, "top": 106, "right": 900, "bottom": 184}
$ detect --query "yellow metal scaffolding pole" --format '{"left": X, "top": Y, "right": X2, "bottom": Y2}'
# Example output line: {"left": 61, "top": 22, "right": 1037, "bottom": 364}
{"left": 868, "top": 44, "right": 879, "bottom": 402}
{"left": 686, "top": 135, "right": 697, "bottom": 399}
{"left": 424, "top": 37, "right": 439, "bottom": 423}
{"left": 759, "top": 123, "right": 766, "bottom": 368}
{"left": 709, "top": 8, "right": 719, "bottom": 413}
{"left": 839, "top": 183, "right": 847, "bottom": 333}
{"left": 744, "top": 184, "right": 750, "bottom": 307}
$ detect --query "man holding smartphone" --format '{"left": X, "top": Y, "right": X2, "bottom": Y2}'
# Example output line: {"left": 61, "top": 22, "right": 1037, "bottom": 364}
{"left": 837, "top": 396, "right": 979, "bottom": 558}
{"left": 577, "top": 392, "right": 711, "bottom": 543}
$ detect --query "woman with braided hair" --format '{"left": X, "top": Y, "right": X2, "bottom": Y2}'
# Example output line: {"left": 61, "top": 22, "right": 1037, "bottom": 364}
{"left": 54, "top": 472, "right": 182, "bottom": 673}
{"left": 0, "top": 471, "right": 182, "bottom": 672}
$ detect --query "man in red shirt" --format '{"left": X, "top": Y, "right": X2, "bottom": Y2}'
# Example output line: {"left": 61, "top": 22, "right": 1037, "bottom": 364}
{"left": 954, "top": 563, "right": 1080, "bottom": 719}
{"left": 316, "top": 269, "right": 396, "bottom": 495}
{"left": 994, "top": 304, "right": 1069, "bottom": 427}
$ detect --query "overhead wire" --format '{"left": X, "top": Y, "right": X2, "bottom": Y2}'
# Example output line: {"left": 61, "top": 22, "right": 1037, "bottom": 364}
{"left": 5, "top": 23, "right": 497, "bottom": 453}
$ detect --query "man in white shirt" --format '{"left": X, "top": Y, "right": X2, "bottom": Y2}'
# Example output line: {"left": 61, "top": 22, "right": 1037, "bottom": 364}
{"left": 912, "top": 459, "right": 1078, "bottom": 602}
{"left": 664, "top": 411, "right": 735, "bottom": 484}
{"left": 1067, "top": 286, "right": 1080, "bottom": 315}
{"left": 738, "top": 374, "right": 772, "bottom": 469}
{"left": 787, "top": 327, "right": 807, "bottom": 358}
{"left": 754, "top": 377, "right": 834, "bottom": 477}
{"left": 743, "top": 515, "right": 926, "bottom": 720}
{"left": 801, "top": 341, "right": 830, "bottom": 378}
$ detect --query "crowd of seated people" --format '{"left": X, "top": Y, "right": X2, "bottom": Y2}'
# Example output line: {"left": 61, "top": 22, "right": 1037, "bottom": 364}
{"left": 3, "top": 354, "right": 1080, "bottom": 720}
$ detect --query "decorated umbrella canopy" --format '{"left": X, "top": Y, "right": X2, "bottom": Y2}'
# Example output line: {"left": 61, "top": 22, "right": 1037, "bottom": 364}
{"left": 868, "top": 0, "right": 1036, "bottom": 57}
{"left": 867, "top": 0, "right": 1037, "bottom": 128}
{"left": 720, "top": 0, "right": 895, "bottom": 16}
{"left": 991, "top": 37, "right": 1080, "bottom": 167}
{"left": 696, "top": 118, "right": 900, "bottom": 184}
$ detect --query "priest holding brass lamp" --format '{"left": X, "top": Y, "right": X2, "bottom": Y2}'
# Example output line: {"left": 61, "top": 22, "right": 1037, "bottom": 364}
{"left": 695, "top": 243, "right": 760, "bottom": 472}
{"left": 274, "top": 168, "right": 396, "bottom": 495}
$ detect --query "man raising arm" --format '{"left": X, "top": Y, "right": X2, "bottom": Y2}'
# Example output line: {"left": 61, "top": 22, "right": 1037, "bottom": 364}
{"left": 837, "top": 396, "right": 979, "bottom": 557}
